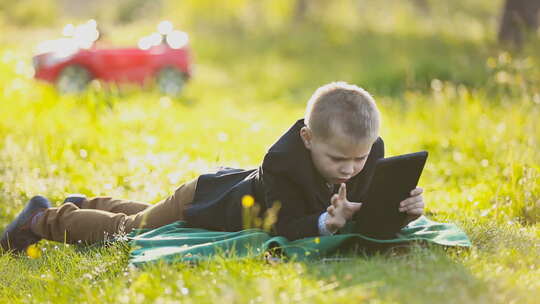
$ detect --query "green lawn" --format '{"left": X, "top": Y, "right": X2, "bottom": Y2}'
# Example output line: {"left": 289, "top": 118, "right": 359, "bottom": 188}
{"left": 0, "top": 2, "right": 539, "bottom": 303}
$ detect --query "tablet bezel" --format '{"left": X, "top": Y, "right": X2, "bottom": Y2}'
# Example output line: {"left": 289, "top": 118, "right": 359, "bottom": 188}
{"left": 352, "top": 151, "right": 428, "bottom": 239}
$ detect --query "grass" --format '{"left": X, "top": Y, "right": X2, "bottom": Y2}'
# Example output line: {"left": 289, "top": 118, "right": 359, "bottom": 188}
{"left": 0, "top": 1, "right": 539, "bottom": 303}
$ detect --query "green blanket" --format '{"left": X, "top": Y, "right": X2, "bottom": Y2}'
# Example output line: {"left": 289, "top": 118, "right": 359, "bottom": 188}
{"left": 127, "top": 216, "right": 471, "bottom": 267}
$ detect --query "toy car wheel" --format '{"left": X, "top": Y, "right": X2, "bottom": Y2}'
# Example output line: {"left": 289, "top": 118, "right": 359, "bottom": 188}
{"left": 156, "top": 67, "right": 185, "bottom": 96}
{"left": 56, "top": 65, "right": 92, "bottom": 94}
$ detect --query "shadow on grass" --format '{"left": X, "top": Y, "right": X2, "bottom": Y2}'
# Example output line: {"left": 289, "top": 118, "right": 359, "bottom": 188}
{"left": 304, "top": 243, "right": 493, "bottom": 303}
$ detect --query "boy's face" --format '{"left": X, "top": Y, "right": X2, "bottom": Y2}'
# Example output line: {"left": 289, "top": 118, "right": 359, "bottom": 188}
{"left": 300, "top": 126, "right": 373, "bottom": 185}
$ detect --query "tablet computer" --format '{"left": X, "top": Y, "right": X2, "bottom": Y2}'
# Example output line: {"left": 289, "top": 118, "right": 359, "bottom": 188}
{"left": 353, "top": 151, "right": 428, "bottom": 239}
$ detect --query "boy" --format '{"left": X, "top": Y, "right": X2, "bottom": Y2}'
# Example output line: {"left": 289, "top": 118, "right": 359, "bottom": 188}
{"left": 1, "top": 82, "right": 425, "bottom": 253}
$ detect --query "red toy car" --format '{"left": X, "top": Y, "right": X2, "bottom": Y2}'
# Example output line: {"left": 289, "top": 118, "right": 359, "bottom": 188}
{"left": 33, "top": 20, "right": 193, "bottom": 95}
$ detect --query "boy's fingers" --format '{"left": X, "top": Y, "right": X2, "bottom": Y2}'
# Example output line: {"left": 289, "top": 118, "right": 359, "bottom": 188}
{"left": 349, "top": 202, "right": 362, "bottom": 212}
{"left": 400, "top": 195, "right": 423, "bottom": 207}
{"left": 399, "top": 201, "right": 424, "bottom": 212}
{"left": 338, "top": 183, "right": 347, "bottom": 201}
{"left": 406, "top": 207, "right": 424, "bottom": 215}
{"left": 332, "top": 194, "right": 345, "bottom": 208}
{"left": 327, "top": 206, "right": 335, "bottom": 216}
{"left": 401, "top": 199, "right": 424, "bottom": 208}
{"left": 410, "top": 187, "right": 424, "bottom": 196}
{"left": 331, "top": 194, "right": 339, "bottom": 208}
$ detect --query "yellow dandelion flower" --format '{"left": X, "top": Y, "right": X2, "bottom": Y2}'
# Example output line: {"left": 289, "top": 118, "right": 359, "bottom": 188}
{"left": 314, "top": 237, "right": 320, "bottom": 244}
{"left": 26, "top": 244, "right": 41, "bottom": 259}
{"left": 242, "top": 195, "right": 254, "bottom": 208}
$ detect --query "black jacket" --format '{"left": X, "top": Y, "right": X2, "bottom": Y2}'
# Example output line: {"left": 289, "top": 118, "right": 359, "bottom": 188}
{"left": 185, "top": 119, "right": 385, "bottom": 240}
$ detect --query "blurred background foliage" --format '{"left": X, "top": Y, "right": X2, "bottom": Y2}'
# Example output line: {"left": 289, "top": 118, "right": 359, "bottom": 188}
{"left": 0, "top": 2, "right": 539, "bottom": 302}
{"left": 0, "top": 0, "right": 59, "bottom": 27}
{"left": 2, "top": 0, "right": 539, "bottom": 97}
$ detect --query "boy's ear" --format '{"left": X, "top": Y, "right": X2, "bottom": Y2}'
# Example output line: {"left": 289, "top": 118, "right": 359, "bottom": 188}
{"left": 300, "top": 126, "right": 313, "bottom": 150}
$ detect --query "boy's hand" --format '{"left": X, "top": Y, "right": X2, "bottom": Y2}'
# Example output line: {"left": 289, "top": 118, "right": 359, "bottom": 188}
{"left": 325, "top": 183, "right": 362, "bottom": 233}
{"left": 398, "top": 187, "right": 425, "bottom": 225}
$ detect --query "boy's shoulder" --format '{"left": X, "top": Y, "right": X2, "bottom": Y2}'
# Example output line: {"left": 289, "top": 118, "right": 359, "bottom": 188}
{"left": 266, "top": 119, "right": 305, "bottom": 154}
{"left": 262, "top": 119, "right": 309, "bottom": 174}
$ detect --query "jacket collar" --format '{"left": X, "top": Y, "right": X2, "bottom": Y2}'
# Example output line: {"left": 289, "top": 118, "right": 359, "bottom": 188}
{"left": 265, "top": 119, "right": 334, "bottom": 207}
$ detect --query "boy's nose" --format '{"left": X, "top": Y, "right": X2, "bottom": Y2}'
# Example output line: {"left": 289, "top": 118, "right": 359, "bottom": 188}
{"left": 340, "top": 165, "right": 354, "bottom": 176}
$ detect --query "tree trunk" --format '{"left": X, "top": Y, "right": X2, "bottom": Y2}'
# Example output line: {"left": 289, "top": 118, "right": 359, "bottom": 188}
{"left": 293, "top": 0, "right": 309, "bottom": 23}
{"left": 498, "top": 0, "right": 540, "bottom": 47}
{"left": 411, "top": 0, "right": 430, "bottom": 15}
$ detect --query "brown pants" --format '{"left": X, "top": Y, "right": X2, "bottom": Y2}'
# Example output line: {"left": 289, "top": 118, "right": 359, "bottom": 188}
{"left": 32, "top": 177, "right": 198, "bottom": 244}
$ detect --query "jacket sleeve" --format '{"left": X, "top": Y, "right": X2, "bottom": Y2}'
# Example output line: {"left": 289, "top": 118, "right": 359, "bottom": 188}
{"left": 261, "top": 168, "right": 323, "bottom": 240}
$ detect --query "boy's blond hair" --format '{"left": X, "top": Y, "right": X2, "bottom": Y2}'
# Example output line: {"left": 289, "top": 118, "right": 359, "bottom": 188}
{"left": 304, "top": 82, "right": 380, "bottom": 143}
